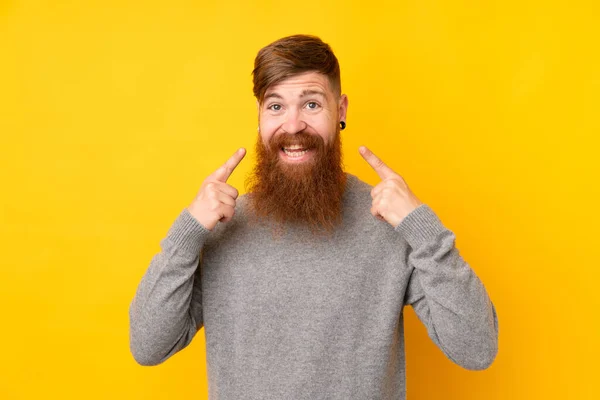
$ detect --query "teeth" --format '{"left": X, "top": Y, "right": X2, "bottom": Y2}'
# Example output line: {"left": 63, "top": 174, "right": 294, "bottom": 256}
{"left": 283, "top": 149, "right": 308, "bottom": 157}
{"left": 285, "top": 145, "right": 304, "bottom": 150}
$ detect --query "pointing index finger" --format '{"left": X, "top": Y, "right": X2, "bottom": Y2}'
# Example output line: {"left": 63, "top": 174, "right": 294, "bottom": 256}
{"left": 214, "top": 147, "right": 246, "bottom": 182}
{"left": 359, "top": 146, "right": 396, "bottom": 179}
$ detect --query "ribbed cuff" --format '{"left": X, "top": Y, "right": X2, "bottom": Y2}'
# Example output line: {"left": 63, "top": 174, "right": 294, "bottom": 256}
{"left": 394, "top": 204, "right": 447, "bottom": 247}
{"left": 165, "top": 208, "right": 212, "bottom": 255}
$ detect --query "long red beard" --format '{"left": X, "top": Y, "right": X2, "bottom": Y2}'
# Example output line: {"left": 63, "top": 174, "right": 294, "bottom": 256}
{"left": 245, "top": 129, "right": 347, "bottom": 234}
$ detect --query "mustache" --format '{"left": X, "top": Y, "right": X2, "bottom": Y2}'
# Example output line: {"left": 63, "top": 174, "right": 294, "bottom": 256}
{"left": 268, "top": 132, "right": 325, "bottom": 152}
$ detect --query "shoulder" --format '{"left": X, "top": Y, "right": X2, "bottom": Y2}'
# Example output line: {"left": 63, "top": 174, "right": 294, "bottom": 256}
{"left": 342, "top": 173, "right": 379, "bottom": 227}
{"left": 343, "top": 173, "right": 374, "bottom": 206}
{"left": 341, "top": 173, "right": 408, "bottom": 249}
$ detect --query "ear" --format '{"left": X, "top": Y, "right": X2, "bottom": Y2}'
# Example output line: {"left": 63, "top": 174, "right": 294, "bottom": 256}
{"left": 338, "top": 94, "right": 349, "bottom": 125}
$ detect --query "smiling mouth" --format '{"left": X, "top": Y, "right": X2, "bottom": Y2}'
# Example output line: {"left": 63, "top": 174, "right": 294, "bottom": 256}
{"left": 282, "top": 144, "right": 310, "bottom": 158}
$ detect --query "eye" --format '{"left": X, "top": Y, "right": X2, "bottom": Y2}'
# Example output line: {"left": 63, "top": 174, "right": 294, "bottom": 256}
{"left": 267, "top": 104, "right": 282, "bottom": 111}
{"left": 306, "top": 101, "right": 320, "bottom": 110}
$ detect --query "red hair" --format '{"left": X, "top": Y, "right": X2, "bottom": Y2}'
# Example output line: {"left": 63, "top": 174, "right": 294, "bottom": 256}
{"left": 252, "top": 34, "right": 341, "bottom": 103}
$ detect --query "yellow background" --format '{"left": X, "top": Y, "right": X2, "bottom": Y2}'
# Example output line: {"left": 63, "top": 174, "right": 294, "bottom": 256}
{"left": 1, "top": 0, "right": 598, "bottom": 398}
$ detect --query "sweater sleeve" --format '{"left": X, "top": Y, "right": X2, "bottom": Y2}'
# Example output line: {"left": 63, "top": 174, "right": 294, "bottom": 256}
{"left": 129, "top": 208, "right": 211, "bottom": 366}
{"left": 395, "top": 204, "right": 499, "bottom": 370}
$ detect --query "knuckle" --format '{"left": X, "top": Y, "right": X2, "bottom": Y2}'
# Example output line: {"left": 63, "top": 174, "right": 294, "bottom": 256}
{"left": 384, "top": 179, "right": 395, "bottom": 187}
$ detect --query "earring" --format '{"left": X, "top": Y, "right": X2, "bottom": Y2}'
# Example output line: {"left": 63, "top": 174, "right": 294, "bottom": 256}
{"left": 340, "top": 121, "right": 346, "bottom": 130}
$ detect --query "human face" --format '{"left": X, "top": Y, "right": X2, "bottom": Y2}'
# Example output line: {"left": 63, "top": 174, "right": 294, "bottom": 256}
{"left": 257, "top": 71, "right": 348, "bottom": 164}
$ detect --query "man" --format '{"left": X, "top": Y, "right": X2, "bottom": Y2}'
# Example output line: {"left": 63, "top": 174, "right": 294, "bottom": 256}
{"left": 129, "top": 34, "right": 498, "bottom": 399}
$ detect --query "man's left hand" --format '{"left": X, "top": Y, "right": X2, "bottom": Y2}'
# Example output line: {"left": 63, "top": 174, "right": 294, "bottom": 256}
{"left": 359, "top": 146, "right": 424, "bottom": 227}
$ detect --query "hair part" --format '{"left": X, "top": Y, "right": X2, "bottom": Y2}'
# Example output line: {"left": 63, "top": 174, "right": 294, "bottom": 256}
{"left": 252, "top": 34, "right": 341, "bottom": 104}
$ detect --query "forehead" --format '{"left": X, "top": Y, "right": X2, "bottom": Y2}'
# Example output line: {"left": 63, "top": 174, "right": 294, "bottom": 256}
{"left": 264, "top": 71, "right": 333, "bottom": 99}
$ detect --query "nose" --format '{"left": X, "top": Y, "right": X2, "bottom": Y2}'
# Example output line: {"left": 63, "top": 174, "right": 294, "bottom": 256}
{"left": 281, "top": 109, "right": 307, "bottom": 134}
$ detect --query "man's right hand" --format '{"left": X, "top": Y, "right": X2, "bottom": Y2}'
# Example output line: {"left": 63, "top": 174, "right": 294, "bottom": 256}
{"left": 187, "top": 148, "right": 246, "bottom": 230}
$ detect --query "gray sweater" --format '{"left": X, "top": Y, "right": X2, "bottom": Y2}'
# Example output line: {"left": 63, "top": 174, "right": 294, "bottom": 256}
{"left": 129, "top": 173, "right": 498, "bottom": 399}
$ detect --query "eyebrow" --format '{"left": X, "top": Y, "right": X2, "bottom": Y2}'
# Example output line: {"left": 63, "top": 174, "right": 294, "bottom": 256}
{"left": 300, "top": 89, "right": 326, "bottom": 98}
{"left": 264, "top": 89, "right": 327, "bottom": 101}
